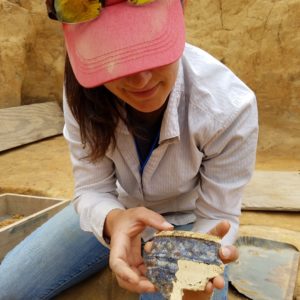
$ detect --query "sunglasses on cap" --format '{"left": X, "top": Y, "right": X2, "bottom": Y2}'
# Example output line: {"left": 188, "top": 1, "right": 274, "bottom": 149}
{"left": 46, "top": 0, "right": 155, "bottom": 24}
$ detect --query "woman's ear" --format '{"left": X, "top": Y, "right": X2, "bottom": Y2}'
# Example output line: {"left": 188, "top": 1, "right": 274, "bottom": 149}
{"left": 181, "top": 0, "right": 187, "bottom": 11}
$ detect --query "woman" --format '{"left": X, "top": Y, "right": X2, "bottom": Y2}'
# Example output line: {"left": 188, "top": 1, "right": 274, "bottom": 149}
{"left": 0, "top": 0, "right": 258, "bottom": 299}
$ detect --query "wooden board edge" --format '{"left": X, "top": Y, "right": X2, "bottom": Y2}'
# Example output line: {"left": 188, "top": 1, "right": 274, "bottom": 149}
{"left": 0, "top": 199, "right": 71, "bottom": 233}
{"left": 0, "top": 193, "right": 68, "bottom": 202}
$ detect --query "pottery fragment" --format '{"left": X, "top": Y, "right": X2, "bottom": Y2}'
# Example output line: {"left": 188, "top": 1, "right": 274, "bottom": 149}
{"left": 144, "top": 230, "right": 224, "bottom": 300}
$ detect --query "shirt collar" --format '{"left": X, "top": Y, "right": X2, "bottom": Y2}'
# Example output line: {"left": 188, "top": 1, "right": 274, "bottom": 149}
{"left": 116, "top": 58, "right": 185, "bottom": 140}
{"left": 159, "top": 59, "right": 184, "bottom": 143}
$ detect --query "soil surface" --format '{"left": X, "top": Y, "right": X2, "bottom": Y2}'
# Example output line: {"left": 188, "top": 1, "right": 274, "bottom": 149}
{"left": 0, "top": 116, "right": 299, "bottom": 198}
{"left": 0, "top": 134, "right": 299, "bottom": 299}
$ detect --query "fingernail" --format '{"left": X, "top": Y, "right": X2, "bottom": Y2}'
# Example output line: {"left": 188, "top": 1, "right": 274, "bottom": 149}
{"left": 162, "top": 221, "right": 173, "bottom": 228}
{"left": 221, "top": 247, "right": 230, "bottom": 258}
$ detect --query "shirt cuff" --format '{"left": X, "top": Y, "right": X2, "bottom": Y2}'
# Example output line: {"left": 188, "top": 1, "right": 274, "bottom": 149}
{"left": 73, "top": 192, "right": 125, "bottom": 248}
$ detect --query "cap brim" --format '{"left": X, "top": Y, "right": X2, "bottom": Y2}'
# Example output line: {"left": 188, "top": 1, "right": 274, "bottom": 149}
{"left": 63, "top": 0, "right": 185, "bottom": 88}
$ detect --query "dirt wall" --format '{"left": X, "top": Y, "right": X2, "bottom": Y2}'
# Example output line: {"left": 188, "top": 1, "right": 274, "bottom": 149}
{"left": 0, "top": 0, "right": 299, "bottom": 163}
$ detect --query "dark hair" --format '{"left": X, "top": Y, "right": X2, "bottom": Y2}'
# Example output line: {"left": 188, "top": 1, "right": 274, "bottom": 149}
{"left": 65, "top": 55, "right": 129, "bottom": 162}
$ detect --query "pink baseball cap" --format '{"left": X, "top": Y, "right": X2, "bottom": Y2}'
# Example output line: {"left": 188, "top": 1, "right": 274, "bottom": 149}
{"left": 63, "top": 0, "right": 185, "bottom": 88}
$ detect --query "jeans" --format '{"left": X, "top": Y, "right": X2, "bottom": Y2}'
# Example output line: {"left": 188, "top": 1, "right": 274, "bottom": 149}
{"left": 0, "top": 205, "right": 228, "bottom": 299}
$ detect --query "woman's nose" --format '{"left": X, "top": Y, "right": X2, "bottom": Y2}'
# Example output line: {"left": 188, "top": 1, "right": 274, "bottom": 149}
{"left": 125, "top": 70, "right": 153, "bottom": 89}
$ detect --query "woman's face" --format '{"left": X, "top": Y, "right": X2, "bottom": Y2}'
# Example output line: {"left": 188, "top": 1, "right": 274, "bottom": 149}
{"left": 104, "top": 60, "right": 179, "bottom": 112}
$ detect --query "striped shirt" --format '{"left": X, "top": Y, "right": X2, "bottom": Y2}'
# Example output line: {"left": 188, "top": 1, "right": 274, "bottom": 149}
{"left": 63, "top": 43, "right": 258, "bottom": 246}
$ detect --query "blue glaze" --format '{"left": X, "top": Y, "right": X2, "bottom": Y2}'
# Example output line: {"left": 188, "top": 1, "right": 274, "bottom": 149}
{"left": 144, "top": 235, "right": 222, "bottom": 299}
{"left": 147, "top": 236, "right": 222, "bottom": 265}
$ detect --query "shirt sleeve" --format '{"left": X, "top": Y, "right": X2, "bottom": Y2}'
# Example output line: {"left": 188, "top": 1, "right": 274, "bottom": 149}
{"left": 62, "top": 90, "right": 125, "bottom": 247}
{"left": 193, "top": 90, "right": 258, "bottom": 245}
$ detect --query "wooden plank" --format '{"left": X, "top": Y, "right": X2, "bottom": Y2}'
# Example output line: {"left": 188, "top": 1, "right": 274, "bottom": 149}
{"left": 0, "top": 194, "right": 70, "bottom": 261}
{"left": 0, "top": 102, "right": 64, "bottom": 152}
{"left": 243, "top": 171, "right": 300, "bottom": 211}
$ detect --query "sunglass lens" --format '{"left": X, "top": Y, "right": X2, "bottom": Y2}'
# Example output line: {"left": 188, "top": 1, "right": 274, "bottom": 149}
{"left": 128, "top": 0, "right": 155, "bottom": 5}
{"left": 54, "top": 0, "right": 101, "bottom": 23}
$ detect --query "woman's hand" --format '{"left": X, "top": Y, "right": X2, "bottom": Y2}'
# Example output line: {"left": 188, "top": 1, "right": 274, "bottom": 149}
{"left": 104, "top": 207, "right": 174, "bottom": 294}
